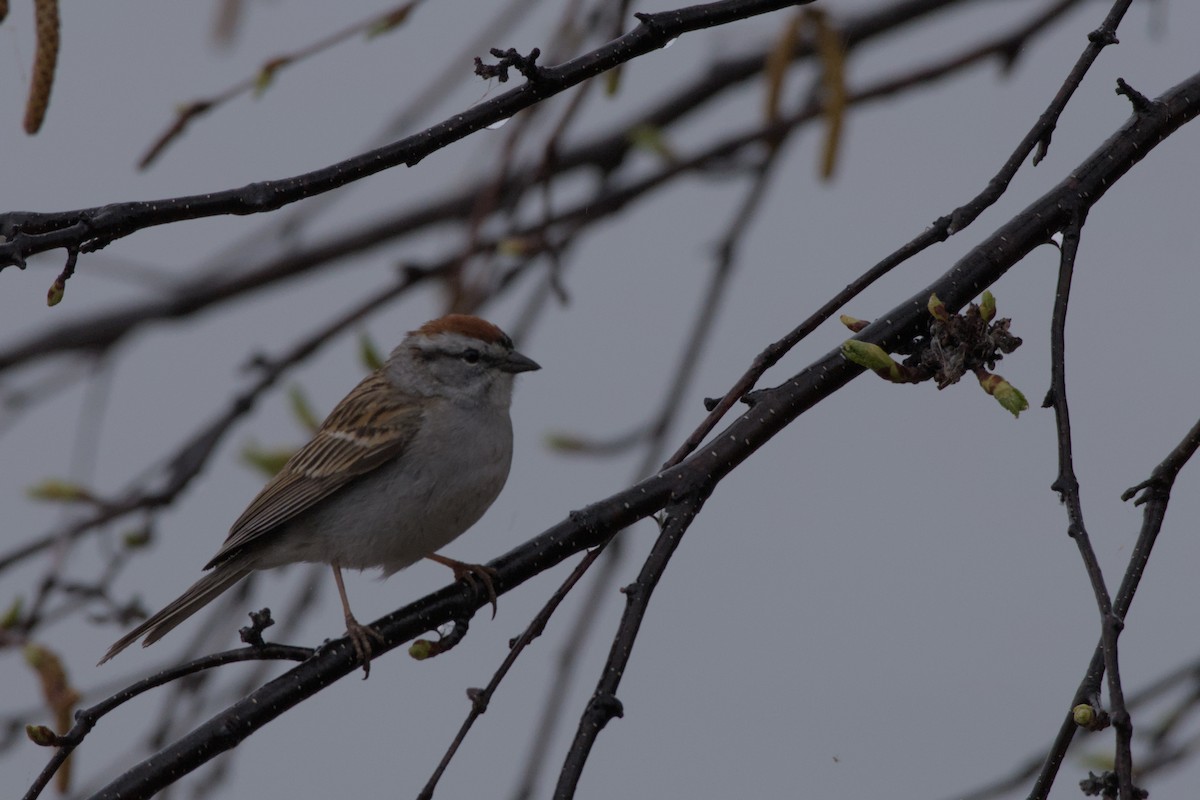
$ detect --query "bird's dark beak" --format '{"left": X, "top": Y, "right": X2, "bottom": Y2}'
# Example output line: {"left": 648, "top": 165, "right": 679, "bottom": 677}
{"left": 502, "top": 350, "right": 541, "bottom": 374}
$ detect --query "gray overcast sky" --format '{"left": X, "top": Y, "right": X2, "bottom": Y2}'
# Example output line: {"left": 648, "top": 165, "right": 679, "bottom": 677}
{"left": 3, "top": 1, "right": 1200, "bottom": 798}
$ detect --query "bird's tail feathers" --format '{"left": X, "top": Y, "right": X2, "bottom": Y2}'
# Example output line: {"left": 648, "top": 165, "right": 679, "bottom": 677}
{"left": 98, "top": 562, "right": 253, "bottom": 665}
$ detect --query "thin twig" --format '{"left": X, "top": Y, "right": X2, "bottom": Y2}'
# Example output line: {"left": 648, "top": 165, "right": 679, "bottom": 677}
{"left": 554, "top": 499, "right": 702, "bottom": 798}
{"left": 1042, "top": 210, "right": 1135, "bottom": 799}
{"left": 22, "top": 643, "right": 312, "bottom": 800}
{"left": 139, "top": 1, "right": 428, "bottom": 168}
{"left": 417, "top": 549, "right": 601, "bottom": 799}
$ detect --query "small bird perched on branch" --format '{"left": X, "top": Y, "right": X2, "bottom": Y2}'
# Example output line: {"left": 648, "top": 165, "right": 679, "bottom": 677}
{"left": 100, "top": 314, "right": 540, "bottom": 676}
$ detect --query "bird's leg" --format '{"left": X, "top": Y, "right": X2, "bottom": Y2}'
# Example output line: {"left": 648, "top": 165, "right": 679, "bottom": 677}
{"left": 426, "top": 553, "right": 498, "bottom": 618}
{"left": 331, "top": 562, "right": 384, "bottom": 679}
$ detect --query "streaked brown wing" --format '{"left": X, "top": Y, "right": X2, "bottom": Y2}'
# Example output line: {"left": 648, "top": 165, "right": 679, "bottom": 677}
{"left": 206, "top": 370, "right": 424, "bottom": 567}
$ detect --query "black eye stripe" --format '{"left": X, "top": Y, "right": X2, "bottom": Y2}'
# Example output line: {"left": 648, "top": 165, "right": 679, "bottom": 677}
{"left": 418, "top": 343, "right": 507, "bottom": 364}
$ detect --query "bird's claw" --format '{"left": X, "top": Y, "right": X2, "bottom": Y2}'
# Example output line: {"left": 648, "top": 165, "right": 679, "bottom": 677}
{"left": 344, "top": 614, "right": 386, "bottom": 679}
{"left": 428, "top": 554, "right": 499, "bottom": 618}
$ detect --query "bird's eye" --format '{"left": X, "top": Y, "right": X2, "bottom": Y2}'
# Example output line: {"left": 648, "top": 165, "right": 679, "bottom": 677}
{"left": 461, "top": 348, "right": 481, "bottom": 364}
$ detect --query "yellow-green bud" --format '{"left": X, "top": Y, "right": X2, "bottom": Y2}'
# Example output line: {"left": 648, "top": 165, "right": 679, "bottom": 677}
{"left": 927, "top": 293, "right": 950, "bottom": 321}
{"left": 839, "top": 314, "right": 869, "bottom": 332}
{"left": 26, "top": 479, "right": 92, "bottom": 504}
{"left": 979, "top": 290, "right": 996, "bottom": 322}
{"left": 254, "top": 58, "right": 288, "bottom": 96}
{"left": 46, "top": 277, "right": 66, "bottom": 307}
{"left": 841, "top": 340, "right": 896, "bottom": 372}
{"left": 977, "top": 371, "right": 1029, "bottom": 418}
{"left": 26, "top": 724, "right": 58, "bottom": 747}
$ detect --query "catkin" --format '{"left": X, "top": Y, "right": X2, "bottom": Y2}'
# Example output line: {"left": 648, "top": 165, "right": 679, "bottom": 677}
{"left": 24, "top": 0, "right": 60, "bottom": 134}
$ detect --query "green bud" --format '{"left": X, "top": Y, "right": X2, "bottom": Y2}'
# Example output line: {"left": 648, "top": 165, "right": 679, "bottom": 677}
{"left": 842, "top": 341, "right": 924, "bottom": 384}
{"left": 977, "top": 370, "right": 1029, "bottom": 418}
{"left": 841, "top": 340, "right": 897, "bottom": 372}
{"left": 927, "top": 293, "right": 950, "bottom": 322}
{"left": 979, "top": 290, "right": 996, "bottom": 322}
{"left": 254, "top": 58, "right": 288, "bottom": 96}
{"left": 46, "top": 277, "right": 66, "bottom": 307}
{"left": 839, "top": 314, "right": 869, "bottom": 332}
{"left": 27, "top": 479, "right": 92, "bottom": 504}
{"left": 26, "top": 724, "right": 58, "bottom": 747}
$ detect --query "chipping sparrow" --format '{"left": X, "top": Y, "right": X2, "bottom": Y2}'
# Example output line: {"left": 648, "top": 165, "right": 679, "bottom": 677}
{"left": 100, "top": 314, "right": 539, "bottom": 675}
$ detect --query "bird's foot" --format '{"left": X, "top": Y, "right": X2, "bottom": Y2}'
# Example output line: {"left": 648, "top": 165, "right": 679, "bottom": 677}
{"left": 427, "top": 554, "right": 499, "bottom": 618}
{"left": 344, "top": 613, "right": 386, "bottom": 679}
